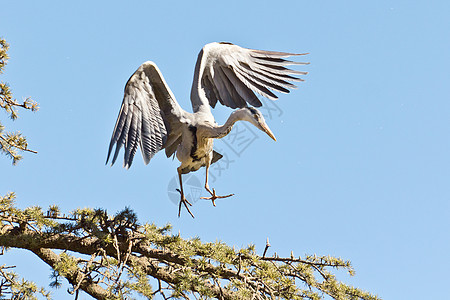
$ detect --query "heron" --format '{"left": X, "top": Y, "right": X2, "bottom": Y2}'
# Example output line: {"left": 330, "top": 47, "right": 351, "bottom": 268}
{"left": 106, "top": 42, "right": 308, "bottom": 217}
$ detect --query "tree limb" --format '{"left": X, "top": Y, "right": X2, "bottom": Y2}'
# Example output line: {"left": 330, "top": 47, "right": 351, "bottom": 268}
{"left": 31, "top": 248, "right": 110, "bottom": 300}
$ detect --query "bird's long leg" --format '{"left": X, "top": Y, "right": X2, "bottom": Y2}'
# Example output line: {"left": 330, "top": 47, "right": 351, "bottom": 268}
{"left": 176, "top": 167, "right": 194, "bottom": 218}
{"left": 200, "top": 160, "right": 234, "bottom": 206}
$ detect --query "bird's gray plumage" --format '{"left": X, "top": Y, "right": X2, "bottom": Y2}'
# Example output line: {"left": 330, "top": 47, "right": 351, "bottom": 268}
{"left": 106, "top": 61, "right": 188, "bottom": 169}
{"left": 190, "top": 42, "right": 308, "bottom": 112}
{"left": 106, "top": 42, "right": 308, "bottom": 217}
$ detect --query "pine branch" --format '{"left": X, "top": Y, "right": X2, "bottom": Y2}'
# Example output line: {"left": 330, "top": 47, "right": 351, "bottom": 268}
{"left": 31, "top": 248, "right": 110, "bottom": 300}
{"left": 0, "top": 264, "right": 50, "bottom": 299}
{"left": 0, "top": 197, "right": 381, "bottom": 300}
{"left": 0, "top": 135, "right": 37, "bottom": 153}
{"left": 0, "top": 38, "right": 38, "bottom": 164}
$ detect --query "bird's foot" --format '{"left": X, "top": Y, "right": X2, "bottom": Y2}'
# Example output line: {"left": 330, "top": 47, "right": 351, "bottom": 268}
{"left": 200, "top": 188, "right": 234, "bottom": 207}
{"left": 176, "top": 189, "right": 195, "bottom": 218}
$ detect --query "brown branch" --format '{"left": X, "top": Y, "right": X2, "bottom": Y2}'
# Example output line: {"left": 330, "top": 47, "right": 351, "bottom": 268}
{"left": 0, "top": 135, "right": 37, "bottom": 154}
{"left": 0, "top": 136, "right": 19, "bottom": 160}
{"left": 0, "top": 229, "right": 240, "bottom": 299}
{"left": 260, "top": 256, "right": 348, "bottom": 268}
{"left": 0, "top": 100, "right": 30, "bottom": 110}
{"left": 72, "top": 252, "right": 99, "bottom": 295}
{"left": 0, "top": 221, "right": 360, "bottom": 300}
{"left": 31, "top": 248, "right": 109, "bottom": 300}
{"left": 124, "top": 254, "right": 238, "bottom": 300}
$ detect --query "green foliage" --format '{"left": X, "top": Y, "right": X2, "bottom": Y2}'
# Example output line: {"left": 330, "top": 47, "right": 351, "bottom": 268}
{"left": 0, "top": 195, "right": 381, "bottom": 300}
{"left": 0, "top": 40, "right": 8, "bottom": 72}
{"left": 0, "top": 265, "right": 51, "bottom": 300}
{"left": 0, "top": 38, "right": 38, "bottom": 164}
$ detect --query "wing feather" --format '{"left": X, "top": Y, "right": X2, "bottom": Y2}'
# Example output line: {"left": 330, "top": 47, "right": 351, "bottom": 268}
{"left": 212, "top": 65, "right": 237, "bottom": 108}
{"left": 239, "top": 62, "right": 298, "bottom": 88}
{"left": 201, "top": 75, "right": 219, "bottom": 108}
{"left": 233, "top": 65, "right": 278, "bottom": 100}
{"left": 190, "top": 42, "right": 308, "bottom": 111}
{"left": 213, "top": 65, "right": 248, "bottom": 108}
{"left": 124, "top": 106, "right": 140, "bottom": 168}
{"left": 140, "top": 104, "right": 152, "bottom": 164}
{"left": 234, "top": 63, "right": 291, "bottom": 94}
{"left": 221, "top": 66, "right": 262, "bottom": 107}
{"left": 107, "top": 61, "right": 188, "bottom": 168}
{"left": 253, "top": 62, "right": 308, "bottom": 78}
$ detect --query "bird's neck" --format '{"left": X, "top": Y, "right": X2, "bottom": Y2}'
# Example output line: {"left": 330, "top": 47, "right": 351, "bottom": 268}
{"left": 213, "top": 109, "right": 245, "bottom": 139}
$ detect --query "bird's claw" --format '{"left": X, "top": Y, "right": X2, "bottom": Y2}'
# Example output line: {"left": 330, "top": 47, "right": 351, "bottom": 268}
{"left": 200, "top": 188, "right": 234, "bottom": 207}
{"left": 176, "top": 189, "right": 195, "bottom": 218}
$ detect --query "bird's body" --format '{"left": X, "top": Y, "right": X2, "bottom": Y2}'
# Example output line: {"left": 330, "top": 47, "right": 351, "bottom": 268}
{"left": 175, "top": 108, "right": 261, "bottom": 174}
{"left": 107, "top": 42, "right": 308, "bottom": 217}
{"left": 177, "top": 123, "right": 215, "bottom": 175}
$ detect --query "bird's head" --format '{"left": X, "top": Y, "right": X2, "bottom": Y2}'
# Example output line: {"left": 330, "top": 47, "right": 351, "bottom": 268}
{"left": 241, "top": 107, "right": 277, "bottom": 141}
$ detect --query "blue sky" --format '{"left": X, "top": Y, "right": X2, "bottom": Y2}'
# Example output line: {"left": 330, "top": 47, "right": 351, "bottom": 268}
{"left": 1, "top": 0, "right": 450, "bottom": 299}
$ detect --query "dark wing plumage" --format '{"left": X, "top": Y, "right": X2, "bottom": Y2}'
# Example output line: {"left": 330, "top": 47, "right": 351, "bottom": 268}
{"left": 107, "top": 61, "right": 187, "bottom": 168}
{"left": 190, "top": 42, "right": 308, "bottom": 112}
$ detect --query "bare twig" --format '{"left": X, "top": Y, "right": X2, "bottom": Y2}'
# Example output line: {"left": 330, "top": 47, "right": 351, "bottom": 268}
{"left": 262, "top": 237, "right": 271, "bottom": 258}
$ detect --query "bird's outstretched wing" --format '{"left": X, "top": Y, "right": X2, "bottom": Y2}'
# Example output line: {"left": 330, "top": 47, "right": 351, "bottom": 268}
{"left": 107, "top": 61, "right": 188, "bottom": 168}
{"left": 190, "top": 42, "right": 308, "bottom": 112}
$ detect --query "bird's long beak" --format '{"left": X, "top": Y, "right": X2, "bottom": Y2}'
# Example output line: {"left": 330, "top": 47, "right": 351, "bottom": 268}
{"left": 260, "top": 123, "right": 277, "bottom": 141}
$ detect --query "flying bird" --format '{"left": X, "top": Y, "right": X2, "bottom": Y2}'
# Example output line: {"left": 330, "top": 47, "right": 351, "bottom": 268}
{"left": 107, "top": 42, "right": 308, "bottom": 217}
